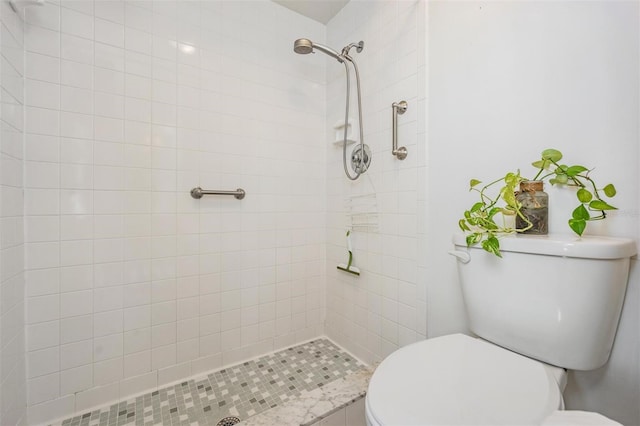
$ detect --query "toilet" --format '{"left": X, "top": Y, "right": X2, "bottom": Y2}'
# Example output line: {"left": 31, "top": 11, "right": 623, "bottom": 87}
{"left": 366, "top": 234, "right": 636, "bottom": 426}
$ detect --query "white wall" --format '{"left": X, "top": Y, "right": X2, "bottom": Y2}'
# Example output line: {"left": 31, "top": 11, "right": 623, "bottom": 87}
{"left": 22, "top": 0, "right": 327, "bottom": 422}
{"left": 0, "top": 0, "right": 26, "bottom": 424}
{"left": 427, "top": 1, "right": 639, "bottom": 424}
{"left": 324, "top": 0, "right": 427, "bottom": 364}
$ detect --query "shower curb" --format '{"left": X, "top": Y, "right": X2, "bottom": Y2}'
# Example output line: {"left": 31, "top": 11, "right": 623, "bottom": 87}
{"left": 238, "top": 365, "right": 376, "bottom": 426}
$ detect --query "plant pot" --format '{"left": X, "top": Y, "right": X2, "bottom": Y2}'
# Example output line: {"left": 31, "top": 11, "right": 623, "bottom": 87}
{"left": 516, "top": 180, "right": 548, "bottom": 235}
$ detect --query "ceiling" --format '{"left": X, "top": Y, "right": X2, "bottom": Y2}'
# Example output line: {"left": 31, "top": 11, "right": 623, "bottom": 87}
{"left": 271, "top": 0, "right": 350, "bottom": 24}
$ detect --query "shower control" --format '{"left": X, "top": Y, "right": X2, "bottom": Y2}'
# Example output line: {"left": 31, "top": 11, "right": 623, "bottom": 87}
{"left": 351, "top": 144, "right": 371, "bottom": 174}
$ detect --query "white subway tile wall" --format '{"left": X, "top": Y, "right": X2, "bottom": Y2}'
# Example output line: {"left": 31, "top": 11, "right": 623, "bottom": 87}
{"left": 24, "top": 0, "right": 327, "bottom": 422}
{"left": 0, "top": 0, "right": 27, "bottom": 424}
{"left": 324, "top": 0, "right": 427, "bottom": 365}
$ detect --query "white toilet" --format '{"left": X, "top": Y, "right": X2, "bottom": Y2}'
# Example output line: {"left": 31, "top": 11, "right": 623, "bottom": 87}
{"left": 366, "top": 234, "right": 636, "bottom": 426}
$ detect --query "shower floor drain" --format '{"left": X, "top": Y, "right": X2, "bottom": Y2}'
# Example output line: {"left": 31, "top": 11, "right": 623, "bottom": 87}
{"left": 217, "top": 416, "right": 241, "bottom": 426}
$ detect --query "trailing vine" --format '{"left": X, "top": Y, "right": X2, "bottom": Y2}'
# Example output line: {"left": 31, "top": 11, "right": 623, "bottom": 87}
{"left": 459, "top": 149, "right": 617, "bottom": 257}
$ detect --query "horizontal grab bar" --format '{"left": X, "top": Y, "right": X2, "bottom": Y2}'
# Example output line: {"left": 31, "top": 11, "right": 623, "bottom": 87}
{"left": 190, "top": 187, "right": 246, "bottom": 200}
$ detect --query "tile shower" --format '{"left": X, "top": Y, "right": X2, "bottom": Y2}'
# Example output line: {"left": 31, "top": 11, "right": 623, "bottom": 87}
{"left": 0, "top": 0, "right": 425, "bottom": 424}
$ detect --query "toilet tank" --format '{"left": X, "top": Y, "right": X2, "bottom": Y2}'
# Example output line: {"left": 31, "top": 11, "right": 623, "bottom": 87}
{"left": 451, "top": 234, "right": 636, "bottom": 371}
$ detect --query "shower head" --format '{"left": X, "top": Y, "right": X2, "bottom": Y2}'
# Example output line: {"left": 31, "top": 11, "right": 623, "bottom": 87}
{"left": 293, "top": 38, "right": 313, "bottom": 54}
{"left": 293, "top": 38, "right": 343, "bottom": 62}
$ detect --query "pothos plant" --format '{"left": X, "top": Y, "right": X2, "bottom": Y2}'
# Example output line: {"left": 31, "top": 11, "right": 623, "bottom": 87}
{"left": 459, "top": 149, "right": 617, "bottom": 257}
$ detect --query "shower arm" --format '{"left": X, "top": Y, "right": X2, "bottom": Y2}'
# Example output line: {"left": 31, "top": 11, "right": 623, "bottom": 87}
{"left": 342, "top": 41, "right": 364, "bottom": 57}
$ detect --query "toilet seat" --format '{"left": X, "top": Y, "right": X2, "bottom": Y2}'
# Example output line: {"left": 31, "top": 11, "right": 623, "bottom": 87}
{"left": 366, "top": 334, "right": 565, "bottom": 426}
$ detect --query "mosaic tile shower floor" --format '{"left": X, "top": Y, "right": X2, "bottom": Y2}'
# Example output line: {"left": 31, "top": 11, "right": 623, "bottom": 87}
{"left": 53, "top": 339, "right": 364, "bottom": 426}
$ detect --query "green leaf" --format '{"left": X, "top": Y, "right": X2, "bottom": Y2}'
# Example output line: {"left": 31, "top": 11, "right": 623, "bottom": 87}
{"left": 466, "top": 233, "right": 482, "bottom": 246}
{"left": 487, "top": 207, "right": 501, "bottom": 219}
{"left": 541, "top": 149, "right": 563, "bottom": 162}
{"left": 553, "top": 174, "right": 568, "bottom": 184}
{"left": 572, "top": 204, "right": 590, "bottom": 220}
{"left": 565, "top": 165, "right": 588, "bottom": 177}
{"left": 459, "top": 219, "right": 471, "bottom": 232}
{"left": 603, "top": 184, "right": 616, "bottom": 197}
{"left": 568, "top": 218, "right": 587, "bottom": 236}
{"left": 532, "top": 159, "right": 551, "bottom": 170}
{"left": 504, "top": 172, "right": 521, "bottom": 187}
{"left": 481, "top": 236, "right": 502, "bottom": 257}
{"left": 502, "top": 190, "right": 517, "bottom": 208}
{"left": 577, "top": 188, "right": 593, "bottom": 203}
{"left": 589, "top": 200, "right": 618, "bottom": 211}
{"left": 469, "top": 179, "right": 481, "bottom": 189}
{"left": 483, "top": 219, "right": 498, "bottom": 230}
{"left": 470, "top": 202, "right": 483, "bottom": 213}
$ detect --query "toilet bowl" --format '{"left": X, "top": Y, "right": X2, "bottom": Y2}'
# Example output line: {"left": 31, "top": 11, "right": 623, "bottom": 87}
{"left": 365, "top": 334, "right": 565, "bottom": 426}
{"left": 366, "top": 234, "right": 636, "bottom": 426}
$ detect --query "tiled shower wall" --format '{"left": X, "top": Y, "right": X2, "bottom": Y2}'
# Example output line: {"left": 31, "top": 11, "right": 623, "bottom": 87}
{"left": 23, "top": 1, "right": 327, "bottom": 422}
{"left": 0, "top": 0, "right": 27, "bottom": 424}
{"left": 324, "top": 0, "right": 427, "bottom": 364}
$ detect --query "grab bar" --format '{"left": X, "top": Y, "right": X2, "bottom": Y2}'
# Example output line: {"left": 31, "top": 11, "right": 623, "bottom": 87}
{"left": 190, "top": 187, "right": 246, "bottom": 200}
{"left": 391, "top": 100, "right": 408, "bottom": 160}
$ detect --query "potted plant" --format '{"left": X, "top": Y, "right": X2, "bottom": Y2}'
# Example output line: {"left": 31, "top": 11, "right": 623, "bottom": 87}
{"left": 459, "top": 149, "right": 617, "bottom": 257}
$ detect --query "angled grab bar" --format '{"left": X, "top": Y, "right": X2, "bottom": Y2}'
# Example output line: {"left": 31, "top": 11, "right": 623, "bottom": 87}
{"left": 190, "top": 187, "right": 246, "bottom": 200}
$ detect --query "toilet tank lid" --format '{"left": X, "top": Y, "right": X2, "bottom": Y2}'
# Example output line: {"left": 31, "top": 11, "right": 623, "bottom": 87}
{"left": 452, "top": 234, "right": 637, "bottom": 259}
